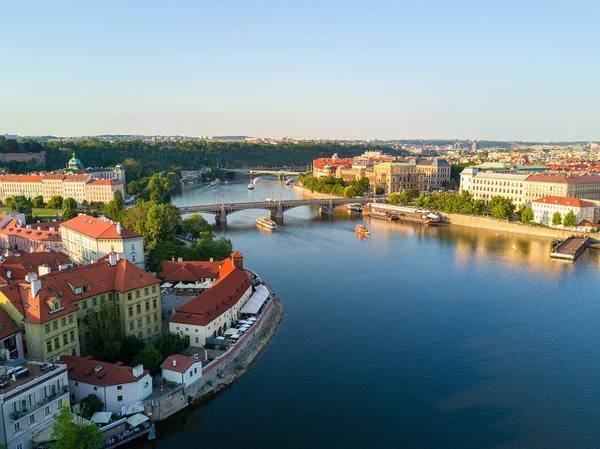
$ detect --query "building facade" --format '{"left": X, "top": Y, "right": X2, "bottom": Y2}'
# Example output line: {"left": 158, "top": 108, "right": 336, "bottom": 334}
{"left": 59, "top": 356, "right": 151, "bottom": 413}
{"left": 0, "top": 221, "right": 62, "bottom": 253}
{"left": 160, "top": 355, "right": 203, "bottom": 387}
{"left": 416, "top": 158, "right": 451, "bottom": 188}
{"left": 0, "top": 361, "right": 69, "bottom": 449}
{"left": 0, "top": 256, "right": 161, "bottom": 361}
{"left": 60, "top": 215, "right": 144, "bottom": 269}
{"left": 532, "top": 196, "right": 596, "bottom": 227}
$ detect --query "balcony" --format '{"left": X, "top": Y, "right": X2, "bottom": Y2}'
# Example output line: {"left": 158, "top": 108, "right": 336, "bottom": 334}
{"left": 10, "top": 388, "right": 68, "bottom": 421}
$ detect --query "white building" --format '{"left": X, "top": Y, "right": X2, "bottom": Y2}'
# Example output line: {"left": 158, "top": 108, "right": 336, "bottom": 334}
{"left": 59, "top": 356, "right": 152, "bottom": 414}
{"left": 460, "top": 168, "right": 530, "bottom": 206}
{"left": 160, "top": 355, "right": 203, "bottom": 387}
{"left": 532, "top": 196, "right": 596, "bottom": 228}
{"left": 0, "top": 360, "right": 69, "bottom": 449}
{"left": 60, "top": 214, "right": 144, "bottom": 269}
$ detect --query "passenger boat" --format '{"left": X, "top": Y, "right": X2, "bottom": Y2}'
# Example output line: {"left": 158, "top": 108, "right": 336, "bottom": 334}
{"left": 285, "top": 178, "right": 294, "bottom": 186}
{"left": 253, "top": 177, "right": 262, "bottom": 184}
{"left": 363, "top": 203, "right": 440, "bottom": 225}
{"left": 355, "top": 224, "right": 370, "bottom": 236}
{"left": 346, "top": 203, "right": 363, "bottom": 212}
{"left": 256, "top": 217, "right": 277, "bottom": 230}
{"left": 247, "top": 183, "right": 255, "bottom": 190}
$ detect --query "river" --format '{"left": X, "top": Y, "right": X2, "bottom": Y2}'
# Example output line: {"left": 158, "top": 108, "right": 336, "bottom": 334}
{"left": 132, "top": 178, "right": 600, "bottom": 449}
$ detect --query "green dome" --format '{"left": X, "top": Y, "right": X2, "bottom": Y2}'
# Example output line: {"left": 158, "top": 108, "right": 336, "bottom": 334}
{"left": 68, "top": 152, "right": 82, "bottom": 169}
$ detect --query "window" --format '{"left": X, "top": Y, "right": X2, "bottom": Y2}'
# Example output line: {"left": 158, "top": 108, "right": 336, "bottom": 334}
{"left": 70, "top": 331, "right": 74, "bottom": 342}
{"left": 127, "top": 293, "right": 132, "bottom": 301}
{"left": 92, "top": 298, "right": 97, "bottom": 306}
{"left": 155, "top": 325, "right": 159, "bottom": 332}
{"left": 194, "top": 367, "right": 197, "bottom": 374}
{"left": 63, "top": 334, "right": 68, "bottom": 345}
{"left": 16, "top": 443, "right": 23, "bottom": 449}
{"left": 117, "top": 395, "right": 123, "bottom": 401}
{"left": 93, "top": 386, "right": 98, "bottom": 391}
{"left": 52, "top": 321, "right": 58, "bottom": 331}
{"left": 195, "top": 337, "right": 199, "bottom": 343}
{"left": 45, "top": 324, "right": 50, "bottom": 333}
{"left": 144, "top": 287, "right": 149, "bottom": 296}
{"left": 189, "top": 371, "right": 193, "bottom": 378}
{"left": 145, "top": 301, "right": 149, "bottom": 311}
{"left": 100, "top": 295, "right": 105, "bottom": 303}
{"left": 74, "top": 381, "right": 78, "bottom": 386}
{"left": 129, "top": 322, "right": 134, "bottom": 330}
{"left": 146, "top": 328, "right": 151, "bottom": 335}
{"left": 131, "top": 243, "right": 135, "bottom": 250}
{"left": 14, "top": 422, "right": 20, "bottom": 432}
{"left": 136, "top": 304, "right": 141, "bottom": 314}
{"left": 132, "top": 254, "right": 136, "bottom": 262}
{"left": 58, "top": 398, "right": 63, "bottom": 407}
{"left": 54, "top": 337, "right": 59, "bottom": 348}
{"left": 152, "top": 285, "right": 156, "bottom": 293}
{"left": 137, "top": 319, "right": 142, "bottom": 328}
{"left": 117, "top": 385, "right": 122, "bottom": 390}
{"left": 154, "top": 314, "right": 158, "bottom": 322}
{"left": 138, "top": 332, "right": 142, "bottom": 338}
{"left": 71, "top": 347, "right": 76, "bottom": 355}
{"left": 44, "top": 406, "right": 51, "bottom": 415}
{"left": 61, "top": 317, "right": 66, "bottom": 327}
{"left": 128, "top": 307, "right": 133, "bottom": 317}
{"left": 82, "top": 300, "right": 87, "bottom": 309}
{"left": 136, "top": 290, "right": 140, "bottom": 299}
{"left": 153, "top": 299, "right": 157, "bottom": 309}
{"left": 68, "top": 314, "right": 73, "bottom": 324}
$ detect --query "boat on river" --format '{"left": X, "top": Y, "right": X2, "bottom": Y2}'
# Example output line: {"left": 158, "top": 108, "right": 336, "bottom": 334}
{"left": 285, "top": 178, "right": 294, "bottom": 186}
{"left": 210, "top": 181, "right": 216, "bottom": 187}
{"left": 355, "top": 224, "right": 370, "bottom": 236}
{"left": 346, "top": 203, "right": 363, "bottom": 212}
{"left": 253, "top": 177, "right": 262, "bottom": 184}
{"left": 363, "top": 203, "right": 440, "bottom": 225}
{"left": 247, "top": 183, "right": 255, "bottom": 190}
{"left": 256, "top": 217, "right": 277, "bottom": 230}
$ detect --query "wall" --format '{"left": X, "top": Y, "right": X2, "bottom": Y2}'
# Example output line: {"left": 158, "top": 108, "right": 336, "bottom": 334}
{"left": 444, "top": 213, "right": 562, "bottom": 238}
{"left": 69, "top": 374, "right": 151, "bottom": 413}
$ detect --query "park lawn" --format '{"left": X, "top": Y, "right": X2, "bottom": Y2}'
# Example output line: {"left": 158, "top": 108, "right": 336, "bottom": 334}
{"left": 0, "top": 207, "right": 63, "bottom": 219}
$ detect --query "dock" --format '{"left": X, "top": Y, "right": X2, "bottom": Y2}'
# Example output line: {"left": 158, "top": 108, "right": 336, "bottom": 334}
{"left": 550, "top": 235, "right": 589, "bottom": 261}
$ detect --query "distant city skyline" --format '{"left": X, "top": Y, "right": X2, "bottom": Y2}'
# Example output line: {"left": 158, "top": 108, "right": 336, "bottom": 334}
{"left": 2, "top": 0, "right": 599, "bottom": 141}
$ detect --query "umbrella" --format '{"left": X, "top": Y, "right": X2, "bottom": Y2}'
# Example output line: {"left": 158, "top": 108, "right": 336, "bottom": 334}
{"left": 126, "top": 413, "right": 150, "bottom": 427}
{"left": 90, "top": 412, "right": 112, "bottom": 424}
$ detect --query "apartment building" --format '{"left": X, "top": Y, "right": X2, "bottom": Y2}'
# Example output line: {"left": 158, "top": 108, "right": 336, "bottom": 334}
{"left": 532, "top": 196, "right": 596, "bottom": 227}
{"left": 416, "top": 158, "right": 451, "bottom": 188}
{"left": 0, "top": 221, "right": 62, "bottom": 253}
{"left": 0, "top": 255, "right": 161, "bottom": 361}
{"left": 60, "top": 214, "right": 144, "bottom": 269}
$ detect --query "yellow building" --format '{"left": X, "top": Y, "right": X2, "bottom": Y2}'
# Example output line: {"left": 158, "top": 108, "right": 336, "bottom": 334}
{"left": 0, "top": 255, "right": 161, "bottom": 361}
{"left": 336, "top": 162, "right": 424, "bottom": 194}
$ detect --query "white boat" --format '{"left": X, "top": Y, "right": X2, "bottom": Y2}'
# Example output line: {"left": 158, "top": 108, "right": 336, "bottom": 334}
{"left": 247, "top": 183, "right": 255, "bottom": 190}
{"left": 266, "top": 198, "right": 276, "bottom": 202}
{"left": 253, "top": 177, "right": 262, "bottom": 184}
{"left": 210, "top": 181, "right": 216, "bottom": 187}
{"left": 224, "top": 180, "right": 229, "bottom": 184}
{"left": 346, "top": 203, "right": 363, "bottom": 212}
{"left": 256, "top": 217, "right": 277, "bottom": 230}
{"left": 285, "top": 178, "right": 294, "bottom": 186}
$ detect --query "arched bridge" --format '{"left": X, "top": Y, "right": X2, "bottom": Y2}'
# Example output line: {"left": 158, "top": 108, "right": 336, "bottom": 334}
{"left": 223, "top": 167, "right": 307, "bottom": 179}
{"left": 179, "top": 197, "right": 369, "bottom": 226}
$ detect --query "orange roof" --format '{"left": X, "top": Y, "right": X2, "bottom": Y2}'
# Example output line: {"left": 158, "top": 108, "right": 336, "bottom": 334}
{"left": 578, "top": 219, "right": 596, "bottom": 227}
{"left": 60, "top": 214, "right": 141, "bottom": 239}
{"left": 0, "top": 175, "right": 25, "bottom": 182}
{"left": 88, "top": 179, "right": 124, "bottom": 185}
{"left": 230, "top": 250, "right": 243, "bottom": 258}
{"left": 0, "top": 258, "right": 159, "bottom": 324}
{"left": 42, "top": 174, "right": 66, "bottom": 180}
{"left": 160, "top": 355, "right": 202, "bottom": 373}
{"left": 159, "top": 260, "right": 221, "bottom": 282}
{"left": 22, "top": 175, "right": 44, "bottom": 183}
{"left": 0, "top": 251, "right": 73, "bottom": 284}
{"left": 60, "top": 356, "right": 149, "bottom": 386}
{"left": 63, "top": 174, "right": 89, "bottom": 181}
{"left": 532, "top": 196, "right": 595, "bottom": 208}
{"left": 170, "top": 258, "right": 251, "bottom": 327}
{"left": 0, "top": 220, "right": 62, "bottom": 243}
{"left": 527, "top": 174, "right": 600, "bottom": 185}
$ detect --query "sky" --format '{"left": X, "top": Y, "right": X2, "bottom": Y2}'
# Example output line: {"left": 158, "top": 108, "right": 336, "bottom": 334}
{"left": 1, "top": 0, "right": 598, "bottom": 141}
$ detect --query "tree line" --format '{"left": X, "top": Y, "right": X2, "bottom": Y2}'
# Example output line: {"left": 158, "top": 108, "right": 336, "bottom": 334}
{"left": 298, "top": 174, "right": 371, "bottom": 198}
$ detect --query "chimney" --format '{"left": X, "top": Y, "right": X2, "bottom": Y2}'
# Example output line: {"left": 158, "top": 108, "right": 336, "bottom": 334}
{"left": 108, "top": 253, "right": 117, "bottom": 266}
{"left": 49, "top": 227, "right": 55, "bottom": 232}
{"left": 31, "top": 279, "right": 41, "bottom": 299}
{"left": 210, "top": 258, "right": 213, "bottom": 262}
{"left": 26, "top": 225, "right": 31, "bottom": 229}
{"left": 172, "top": 358, "right": 177, "bottom": 367}
{"left": 25, "top": 273, "right": 38, "bottom": 283}
{"left": 38, "top": 264, "right": 51, "bottom": 276}
{"left": 116, "top": 222, "right": 122, "bottom": 235}
{"left": 132, "top": 364, "right": 144, "bottom": 377}
{"left": 177, "top": 257, "right": 183, "bottom": 262}
{"left": 6, "top": 269, "right": 11, "bottom": 280}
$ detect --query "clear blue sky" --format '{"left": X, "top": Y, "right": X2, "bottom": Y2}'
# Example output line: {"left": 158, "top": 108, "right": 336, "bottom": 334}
{"left": 1, "top": 0, "right": 598, "bottom": 141}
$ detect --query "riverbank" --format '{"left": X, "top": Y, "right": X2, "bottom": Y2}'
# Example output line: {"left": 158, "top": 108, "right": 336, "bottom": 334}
{"left": 292, "top": 184, "right": 344, "bottom": 199}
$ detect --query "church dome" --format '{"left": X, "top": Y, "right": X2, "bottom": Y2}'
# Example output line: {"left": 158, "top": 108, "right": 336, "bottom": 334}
{"left": 67, "top": 152, "right": 83, "bottom": 170}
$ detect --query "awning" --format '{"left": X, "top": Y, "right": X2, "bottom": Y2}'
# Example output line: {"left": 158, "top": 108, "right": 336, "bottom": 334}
{"left": 90, "top": 411, "right": 112, "bottom": 424}
{"left": 240, "top": 285, "right": 270, "bottom": 314}
{"left": 126, "top": 413, "right": 150, "bottom": 427}
{"left": 161, "top": 282, "right": 173, "bottom": 288}
{"left": 174, "top": 282, "right": 186, "bottom": 288}
{"left": 32, "top": 414, "right": 93, "bottom": 443}
{"left": 198, "top": 280, "right": 213, "bottom": 289}
{"left": 124, "top": 400, "right": 145, "bottom": 416}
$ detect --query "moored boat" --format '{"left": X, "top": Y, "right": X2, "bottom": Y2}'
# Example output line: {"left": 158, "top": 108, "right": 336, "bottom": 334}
{"left": 247, "top": 183, "right": 255, "bottom": 190}
{"left": 253, "top": 177, "right": 262, "bottom": 184}
{"left": 363, "top": 203, "right": 440, "bottom": 224}
{"left": 256, "top": 216, "right": 277, "bottom": 230}
{"left": 210, "top": 181, "right": 216, "bottom": 187}
{"left": 285, "top": 178, "right": 294, "bottom": 186}
{"left": 346, "top": 203, "right": 363, "bottom": 212}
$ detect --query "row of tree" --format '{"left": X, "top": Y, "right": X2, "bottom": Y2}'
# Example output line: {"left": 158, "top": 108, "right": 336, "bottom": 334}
{"left": 298, "top": 174, "right": 371, "bottom": 198}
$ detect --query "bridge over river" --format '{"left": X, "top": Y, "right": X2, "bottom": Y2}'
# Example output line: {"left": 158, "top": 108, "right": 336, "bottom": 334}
{"left": 222, "top": 166, "right": 308, "bottom": 179}
{"left": 179, "top": 197, "right": 369, "bottom": 226}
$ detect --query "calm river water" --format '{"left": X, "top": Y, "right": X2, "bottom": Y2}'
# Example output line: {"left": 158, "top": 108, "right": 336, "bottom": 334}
{"left": 132, "top": 178, "right": 600, "bottom": 449}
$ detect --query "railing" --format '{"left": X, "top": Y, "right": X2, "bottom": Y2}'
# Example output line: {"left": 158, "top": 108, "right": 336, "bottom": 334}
{"left": 10, "top": 389, "right": 68, "bottom": 421}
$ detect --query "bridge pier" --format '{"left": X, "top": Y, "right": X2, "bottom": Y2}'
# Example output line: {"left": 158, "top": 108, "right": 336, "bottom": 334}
{"left": 270, "top": 205, "right": 284, "bottom": 225}
{"left": 215, "top": 209, "right": 227, "bottom": 229}
{"left": 319, "top": 200, "right": 335, "bottom": 215}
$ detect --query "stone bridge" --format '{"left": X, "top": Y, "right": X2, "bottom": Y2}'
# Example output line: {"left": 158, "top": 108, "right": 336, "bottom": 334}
{"left": 179, "top": 197, "right": 368, "bottom": 226}
{"left": 222, "top": 167, "right": 307, "bottom": 179}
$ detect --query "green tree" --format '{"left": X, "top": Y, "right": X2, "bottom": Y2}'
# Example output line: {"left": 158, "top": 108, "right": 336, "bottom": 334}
{"left": 79, "top": 394, "right": 104, "bottom": 419}
{"left": 103, "top": 190, "right": 125, "bottom": 222}
{"left": 61, "top": 208, "right": 78, "bottom": 220}
{"left": 551, "top": 211, "right": 562, "bottom": 227}
{"left": 182, "top": 214, "right": 212, "bottom": 239}
{"left": 50, "top": 404, "right": 104, "bottom": 449}
{"left": 144, "top": 203, "right": 182, "bottom": 247}
{"left": 133, "top": 346, "right": 163, "bottom": 372}
{"left": 126, "top": 180, "right": 141, "bottom": 195}
{"left": 375, "top": 186, "right": 385, "bottom": 195}
{"left": 62, "top": 197, "right": 77, "bottom": 210}
{"left": 47, "top": 195, "right": 63, "bottom": 209}
{"left": 520, "top": 206, "right": 534, "bottom": 224}
{"left": 120, "top": 335, "right": 146, "bottom": 364}
{"left": 10, "top": 195, "right": 33, "bottom": 222}
{"left": 155, "top": 333, "right": 190, "bottom": 358}
{"left": 487, "top": 196, "right": 515, "bottom": 220}
{"left": 84, "top": 304, "right": 123, "bottom": 362}
{"left": 563, "top": 210, "right": 577, "bottom": 228}
{"left": 32, "top": 195, "right": 45, "bottom": 208}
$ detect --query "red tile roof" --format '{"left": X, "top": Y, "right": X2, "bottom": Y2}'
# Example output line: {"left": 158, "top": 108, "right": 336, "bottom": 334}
{"left": 22, "top": 175, "right": 44, "bottom": 183}
{"left": 578, "top": 219, "right": 596, "bottom": 227}
{"left": 160, "top": 355, "right": 202, "bottom": 373}
{"left": 88, "top": 179, "right": 124, "bottom": 185}
{"left": 313, "top": 158, "right": 353, "bottom": 170}
{"left": 60, "top": 356, "right": 149, "bottom": 386}
{"left": 170, "top": 258, "right": 252, "bottom": 327}
{"left": 60, "top": 214, "right": 141, "bottom": 239}
{"left": 159, "top": 260, "right": 221, "bottom": 282}
{"left": 63, "top": 174, "right": 90, "bottom": 181}
{"left": 527, "top": 174, "right": 600, "bottom": 185}
{"left": 0, "top": 220, "right": 62, "bottom": 243}
{"left": 0, "top": 307, "right": 20, "bottom": 340}
{"left": 532, "top": 196, "right": 595, "bottom": 208}
{"left": 0, "top": 258, "right": 159, "bottom": 324}
{"left": 0, "top": 251, "right": 74, "bottom": 284}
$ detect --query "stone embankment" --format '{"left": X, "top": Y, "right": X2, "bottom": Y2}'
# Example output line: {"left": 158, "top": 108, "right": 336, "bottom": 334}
{"left": 292, "top": 184, "right": 344, "bottom": 200}
{"left": 443, "top": 213, "right": 568, "bottom": 238}
{"left": 145, "top": 285, "right": 284, "bottom": 422}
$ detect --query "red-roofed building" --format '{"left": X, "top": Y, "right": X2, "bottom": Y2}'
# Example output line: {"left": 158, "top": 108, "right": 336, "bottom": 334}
{"left": 0, "top": 220, "right": 62, "bottom": 253}
{"left": 60, "top": 355, "right": 152, "bottom": 413}
{"left": 169, "top": 253, "right": 253, "bottom": 346}
{"left": 0, "top": 307, "right": 23, "bottom": 359}
{"left": 159, "top": 259, "right": 221, "bottom": 283}
{"left": 160, "top": 355, "right": 203, "bottom": 386}
{"left": 85, "top": 178, "right": 125, "bottom": 204}
{"left": 313, "top": 154, "right": 353, "bottom": 178}
{"left": 0, "top": 249, "right": 74, "bottom": 286}
{"left": 0, "top": 256, "right": 161, "bottom": 361}
{"left": 532, "top": 196, "right": 596, "bottom": 227}
{"left": 61, "top": 214, "right": 144, "bottom": 268}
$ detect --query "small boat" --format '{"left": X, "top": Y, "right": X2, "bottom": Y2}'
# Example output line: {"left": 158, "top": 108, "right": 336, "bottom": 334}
{"left": 253, "top": 177, "right": 262, "bottom": 184}
{"left": 285, "top": 178, "right": 294, "bottom": 186}
{"left": 148, "top": 423, "right": 156, "bottom": 440}
{"left": 247, "top": 183, "right": 255, "bottom": 190}
{"left": 346, "top": 203, "right": 363, "bottom": 212}
{"left": 256, "top": 217, "right": 277, "bottom": 230}
{"left": 210, "top": 181, "right": 216, "bottom": 187}
{"left": 355, "top": 224, "right": 370, "bottom": 236}
{"left": 266, "top": 198, "right": 276, "bottom": 202}
{"left": 224, "top": 180, "right": 229, "bottom": 184}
